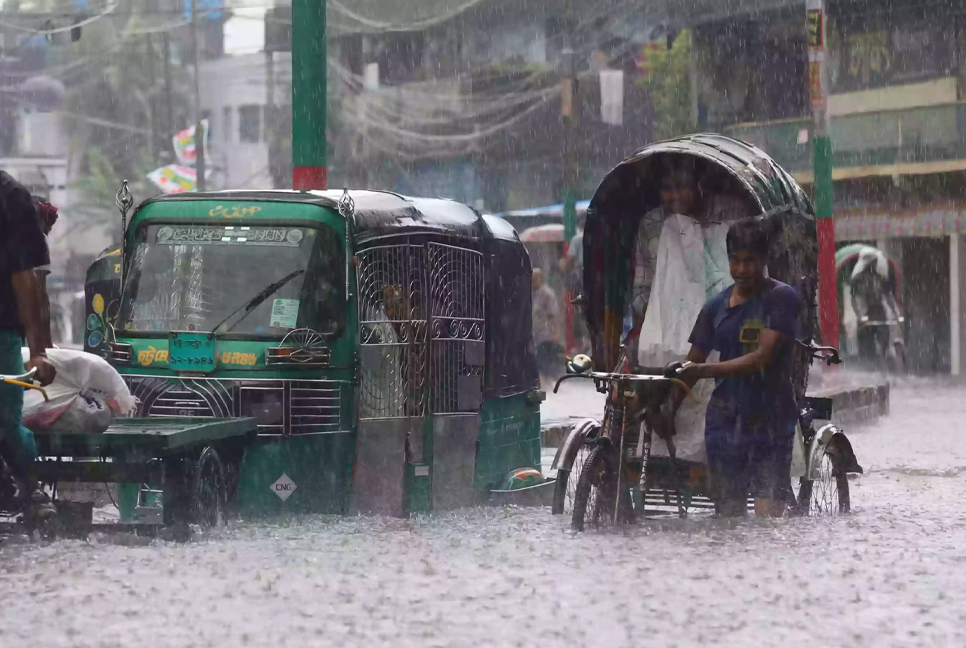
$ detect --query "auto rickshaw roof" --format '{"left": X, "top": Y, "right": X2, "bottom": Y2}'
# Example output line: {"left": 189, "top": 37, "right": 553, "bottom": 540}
{"left": 141, "top": 189, "right": 497, "bottom": 244}
{"left": 85, "top": 245, "right": 121, "bottom": 283}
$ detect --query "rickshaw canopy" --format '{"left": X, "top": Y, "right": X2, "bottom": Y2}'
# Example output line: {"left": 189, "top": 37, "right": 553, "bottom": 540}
{"left": 582, "top": 133, "right": 819, "bottom": 370}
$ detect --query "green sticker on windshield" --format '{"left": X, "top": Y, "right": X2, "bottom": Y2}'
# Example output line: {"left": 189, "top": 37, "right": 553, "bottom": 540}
{"left": 270, "top": 299, "right": 299, "bottom": 329}
{"left": 169, "top": 332, "right": 216, "bottom": 372}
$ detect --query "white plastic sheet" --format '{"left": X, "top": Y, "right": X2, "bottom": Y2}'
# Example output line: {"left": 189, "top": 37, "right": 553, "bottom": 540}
{"left": 637, "top": 214, "right": 730, "bottom": 463}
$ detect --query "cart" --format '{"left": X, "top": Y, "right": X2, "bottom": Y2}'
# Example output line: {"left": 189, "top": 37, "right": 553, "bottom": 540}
{"left": 1, "top": 416, "right": 256, "bottom": 539}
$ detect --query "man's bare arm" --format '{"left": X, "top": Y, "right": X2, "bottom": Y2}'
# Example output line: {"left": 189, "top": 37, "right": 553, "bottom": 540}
{"left": 11, "top": 269, "right": 56, "bottom": 384}
{"left": 37, "top": 271, "right": 52, "bottom": 349}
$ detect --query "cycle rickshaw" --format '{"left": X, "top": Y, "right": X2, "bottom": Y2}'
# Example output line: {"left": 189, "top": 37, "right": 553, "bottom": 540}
{"left": 550, "top": 134, "right": 864, "bottom": 530}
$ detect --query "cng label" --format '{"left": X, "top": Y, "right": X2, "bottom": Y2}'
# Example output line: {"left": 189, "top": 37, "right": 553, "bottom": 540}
{"left": 270, "top": 473, "right": 297, "bottom": 502}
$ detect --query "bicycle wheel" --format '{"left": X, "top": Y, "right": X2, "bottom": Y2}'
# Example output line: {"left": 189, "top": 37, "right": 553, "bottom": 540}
{"left": 798, "top": 444, "right": 850, "bottom": 515}
{"left": 571, "top": 445, "right": 632, "bottom": 531}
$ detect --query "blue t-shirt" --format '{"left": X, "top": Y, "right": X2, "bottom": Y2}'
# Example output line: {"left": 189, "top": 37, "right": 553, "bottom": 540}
{"left": 688, "top": 279, "right": 805, "bottom": 425}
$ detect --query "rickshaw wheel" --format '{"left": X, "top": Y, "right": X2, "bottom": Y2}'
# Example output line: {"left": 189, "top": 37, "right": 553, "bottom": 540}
{"left": 571, "top": 445, "right": 633, "bottom": 531}
{"left": 798, "top": 445, "right": 850, "bottom": 515}
{"left": 193, "top": 447, "right": 227, "bottom": 529}
{"left": 552, "top": 441, "right": 593, "bottom": 516}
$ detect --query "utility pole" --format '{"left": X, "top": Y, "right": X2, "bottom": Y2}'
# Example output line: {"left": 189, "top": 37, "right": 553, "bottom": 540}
{"left": 190, "top": 0, "right": 207, "bottom": 191}
{"left": 561, "top": 0, "right": 578, "bottom": 354}
{"left": 806, "top": 0, "right": 839, "bottom": 349}
{"left": 145, "top": 34, "right": 157, "bottom": 161}
{"left": 162, "top": 32, "right": 175, "bottom": 160}
{"left": 266, "top": 47, "right": 275, "bottom": 187}
{"left": 292, "top": 0, "right": 327, "bottom": 190}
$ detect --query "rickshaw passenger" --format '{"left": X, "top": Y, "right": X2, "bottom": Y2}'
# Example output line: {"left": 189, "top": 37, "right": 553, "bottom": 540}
{"left": 626, "top": 160, "right": 749, "bottom": 336}
{"left": 671, "top": 219, "right": 805, "bottom": 517}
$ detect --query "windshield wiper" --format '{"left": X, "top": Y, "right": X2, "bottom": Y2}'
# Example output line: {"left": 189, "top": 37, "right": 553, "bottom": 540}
{"left": 211, "top": 269, "right": 305, "bottom": 335}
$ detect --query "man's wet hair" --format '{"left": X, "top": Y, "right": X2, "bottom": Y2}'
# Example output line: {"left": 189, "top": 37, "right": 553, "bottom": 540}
{"left": 726, "top": 218, "right": 770, "bottom": 258}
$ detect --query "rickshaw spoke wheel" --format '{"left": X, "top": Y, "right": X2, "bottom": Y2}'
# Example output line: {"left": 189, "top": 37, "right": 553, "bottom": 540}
{"left": 193, "top": 447, "right": 226, "bottom": 529}
{"left": 554, "top": 444, "right": 592, "bottom": 516}
{"left": 814, "top": 454, "right": 837, "bottom": 513}
{"left": 798, "top": 446, "right": 850, "bottom": 516}
{"left": 572, "top": 446, "right": 628, "bottom": 531}
{"left": 567, "top": 446, "right": 591, "bottom": 512}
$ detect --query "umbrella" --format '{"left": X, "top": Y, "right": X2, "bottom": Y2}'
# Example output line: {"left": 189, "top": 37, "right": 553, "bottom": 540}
{"left": 519, "top": 223, "right": 565, "bottom": 243}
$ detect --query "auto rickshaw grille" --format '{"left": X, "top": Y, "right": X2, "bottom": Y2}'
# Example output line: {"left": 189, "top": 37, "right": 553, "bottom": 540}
{"left": 123, "top": 376, "right": 345, "bottom": 435}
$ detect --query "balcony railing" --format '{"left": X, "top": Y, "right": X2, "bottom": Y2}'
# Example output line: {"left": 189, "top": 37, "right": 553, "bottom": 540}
{"left": 724, "top": 103, "right": 966, "bottom": 178}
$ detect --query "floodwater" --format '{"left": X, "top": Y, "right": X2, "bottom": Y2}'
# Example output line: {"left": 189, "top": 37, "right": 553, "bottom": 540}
{"left": 2, "top": 377, "right": 965, "bottom": 648}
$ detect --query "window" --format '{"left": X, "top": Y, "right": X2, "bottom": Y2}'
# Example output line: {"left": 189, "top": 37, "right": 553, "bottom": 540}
{"left": 119, "top": 223, "right": 346, "bottom": 338}
{"left": 222, "top": 106, "right": 233, "bottom": 143}
{"left": 239, "top": 105, "right": 261, "bottom": 143}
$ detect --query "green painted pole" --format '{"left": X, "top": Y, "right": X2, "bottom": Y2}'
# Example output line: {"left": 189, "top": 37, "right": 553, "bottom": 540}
{"left": 292, "top": 0, "right": 327, "bottom": 190}
{"left": 807, "top": 0, "right": 840, "bottom": 349}
{"left": 561, "top": 14, "right": 578, "bottom": 353}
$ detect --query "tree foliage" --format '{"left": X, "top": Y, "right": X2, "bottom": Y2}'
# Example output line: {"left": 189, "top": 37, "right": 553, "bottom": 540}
{"left": 638, "top": 30, "right": 694, "bottom": 141}
{"left": 62, "top": 7, "right": 193, "bottom": 216}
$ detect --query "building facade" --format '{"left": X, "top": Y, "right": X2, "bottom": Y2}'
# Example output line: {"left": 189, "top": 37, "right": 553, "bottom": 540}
{"left": 681, "top": 0, "right": 966, "bottom": 374}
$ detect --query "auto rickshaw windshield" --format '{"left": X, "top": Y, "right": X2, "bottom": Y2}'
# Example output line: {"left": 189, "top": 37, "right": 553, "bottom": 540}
{"left": 117, "top": 222, "right": 346, "bottom": 337}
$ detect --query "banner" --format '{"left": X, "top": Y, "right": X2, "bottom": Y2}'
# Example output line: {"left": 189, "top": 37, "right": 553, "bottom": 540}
{"left": 599, "top": 69, "right": 624, "bottom": 126}
{"left": 172, "top": 120, "right": 209, "bottom": 166}
{"left": 147, "top": 164, "right": 198, "bottom": 194}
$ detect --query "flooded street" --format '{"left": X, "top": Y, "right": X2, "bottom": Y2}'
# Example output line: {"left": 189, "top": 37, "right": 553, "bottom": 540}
{"left": 2, "top": 377, "right": 966, "bottom": 648}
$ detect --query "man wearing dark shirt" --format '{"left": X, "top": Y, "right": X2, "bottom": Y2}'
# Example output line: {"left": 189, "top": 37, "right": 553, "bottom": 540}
{"left": 0, "top": 170, "right": 57, "bottom": 521}
{"left": 670, "top": 219, "right": 805, "bottom": 517}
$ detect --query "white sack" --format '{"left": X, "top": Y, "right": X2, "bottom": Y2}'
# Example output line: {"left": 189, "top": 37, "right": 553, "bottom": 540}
{"left": 45, "top": 395, "right": 114, "bottom": 435}
{"left": 21, "top": 348, "right": 136, "bottom": 431}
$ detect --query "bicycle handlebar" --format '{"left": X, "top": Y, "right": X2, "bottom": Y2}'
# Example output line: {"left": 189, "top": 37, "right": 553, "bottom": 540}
{"left": 552, "top": 370, "right": 697, "bottom": 403}
{"left": 797, "top": 341, "right": 842, "bottom": 366}
{"left": 1, "top": 368, "right": 49, "bottom": 402}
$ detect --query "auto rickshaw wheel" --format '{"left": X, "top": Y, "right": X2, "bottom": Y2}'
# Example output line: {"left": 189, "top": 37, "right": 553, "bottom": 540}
{"left": 571, "top": 445, "right": 633, "bottom": 531}
{"left": 798, "top": 444, "right": 850, "bottom": 515}
{"left": 192, "top": 447, "right": 227, "bottom": 529}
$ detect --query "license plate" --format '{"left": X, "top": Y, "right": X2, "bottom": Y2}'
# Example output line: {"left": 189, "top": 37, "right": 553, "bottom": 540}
{"left": 168, "top": 332, "right": 216, "bottom": 373}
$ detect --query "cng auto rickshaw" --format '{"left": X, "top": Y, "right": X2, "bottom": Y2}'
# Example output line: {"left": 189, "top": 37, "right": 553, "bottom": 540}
{"left": 550, "top": 134, "right": 864, "bottom": 530}
{"left": 73, "top": 189, "right": 547, "bottom": 524}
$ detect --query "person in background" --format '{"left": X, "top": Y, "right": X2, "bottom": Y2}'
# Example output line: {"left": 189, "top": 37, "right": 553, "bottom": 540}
{"left": 531, "top": 268, "right": 562, "bottom": 378}
{"left": 561, "top": 213, "right": 590, "bottom": 355}
{"left": 0, "top": 170, "right": 57, "bottom": 522}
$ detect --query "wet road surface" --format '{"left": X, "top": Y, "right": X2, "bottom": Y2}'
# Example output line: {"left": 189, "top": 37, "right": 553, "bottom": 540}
{"left": 2, "top": 377, "right": 965, "bottom": 648}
